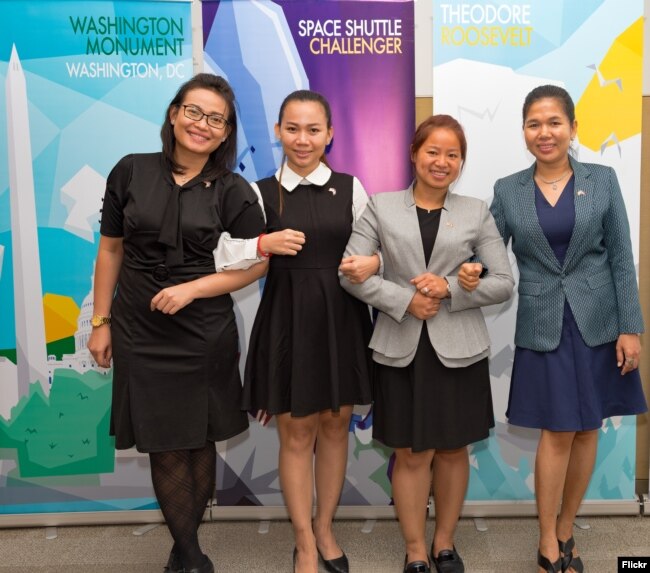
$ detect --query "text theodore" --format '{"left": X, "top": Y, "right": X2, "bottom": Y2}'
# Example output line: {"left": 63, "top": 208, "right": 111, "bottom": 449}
{"left": 439, "top": 3, "right": 532, "bottom": 47}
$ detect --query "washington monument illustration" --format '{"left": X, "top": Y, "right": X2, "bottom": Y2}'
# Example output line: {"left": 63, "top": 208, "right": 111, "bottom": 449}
{"left": 6, "top": 44, "right": 49, "bottom": 398}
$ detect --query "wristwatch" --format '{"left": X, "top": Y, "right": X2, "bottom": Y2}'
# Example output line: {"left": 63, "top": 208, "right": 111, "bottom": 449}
{"left": 91, "top": 314, "right": 111, "bottom": 327}
{"left": 445, "top": 279, "right": 452, "bottom": 297}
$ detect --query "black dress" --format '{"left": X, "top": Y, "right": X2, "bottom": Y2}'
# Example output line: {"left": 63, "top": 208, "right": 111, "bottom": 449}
{"left": 242, "top": 172, "right": 373, "bottom": 416}
{"left": 373, "top": 207, "right": 494, "bottom": 452}
{"left": 100, "top": 153, "right": 265, "bottom": 452}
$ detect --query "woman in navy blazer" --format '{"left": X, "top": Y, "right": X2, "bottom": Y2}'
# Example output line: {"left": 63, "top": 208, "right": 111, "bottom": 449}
{"left": 462, "top": 85, "right": 647, "bottom": 573}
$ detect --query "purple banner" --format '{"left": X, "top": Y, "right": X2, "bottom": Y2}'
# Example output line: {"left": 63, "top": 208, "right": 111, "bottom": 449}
{"left": 202, "top": 0, "right": 415, "bottom": 195}
{"left": 201, "top": 0, "right": 414, "bottom": 507}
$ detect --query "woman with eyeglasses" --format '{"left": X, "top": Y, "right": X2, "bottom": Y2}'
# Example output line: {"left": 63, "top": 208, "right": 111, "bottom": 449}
{"left": 88, "top": 73, "right": 266, "bottom": 573}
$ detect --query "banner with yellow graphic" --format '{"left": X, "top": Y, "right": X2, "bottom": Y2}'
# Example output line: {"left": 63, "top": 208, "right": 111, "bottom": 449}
{"left": 433, "top": 0, "right": 643, "bottom": 505}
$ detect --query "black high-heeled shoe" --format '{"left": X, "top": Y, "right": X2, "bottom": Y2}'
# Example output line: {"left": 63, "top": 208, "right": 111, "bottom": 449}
{"left": 318, "top": 548, "right": 349, "bottom": 573}
{"left": 538, "top": 550, "right": 562, "bottom": 573}
{"left": 183, "top": 554, "right": 214, "bottom": 573}
{"left": 163, "top": 549, "right": 182, "bottom": 573}
{"left": 558, "top": 537, "right": 584, "bottom": 573}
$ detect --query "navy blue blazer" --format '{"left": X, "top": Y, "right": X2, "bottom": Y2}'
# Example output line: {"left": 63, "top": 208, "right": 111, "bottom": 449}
{"left": 490, "top": 156, "right": 644, "bottom": 352}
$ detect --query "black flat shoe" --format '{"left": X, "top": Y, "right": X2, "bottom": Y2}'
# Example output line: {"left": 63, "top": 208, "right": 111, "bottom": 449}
{"left": 431, "top": 546, "right": 464, "bottom": 573}
{"left": 318, "top": 549, "right": 349, "bottom": 573}
{"left": 404, "top": 554, "right": 431, "bottom": 573}
{"left": 184, "top": 555, "right": 214, "bottom": 573}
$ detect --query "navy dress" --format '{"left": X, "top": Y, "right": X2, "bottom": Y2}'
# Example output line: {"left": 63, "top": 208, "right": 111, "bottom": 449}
{"left": 507, "top": 177, "right": 647, "bottom": 431}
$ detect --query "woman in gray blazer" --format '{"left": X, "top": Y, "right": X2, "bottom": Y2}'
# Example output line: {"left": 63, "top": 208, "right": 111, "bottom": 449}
{"left": 463, "top": 85, "right": 647, "bottom": 573}
{"left": 340, "top": 115, "right": 513, "bottom": 573}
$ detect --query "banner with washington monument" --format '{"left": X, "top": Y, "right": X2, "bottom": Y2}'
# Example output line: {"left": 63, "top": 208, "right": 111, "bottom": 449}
{"left": 0, "top": 0, "right": 192, "bottom": 517}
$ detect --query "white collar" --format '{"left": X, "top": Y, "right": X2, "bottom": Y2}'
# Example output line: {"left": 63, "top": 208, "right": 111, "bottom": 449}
{"left": 274, "top": 162, "right": 332, "bottom": 192}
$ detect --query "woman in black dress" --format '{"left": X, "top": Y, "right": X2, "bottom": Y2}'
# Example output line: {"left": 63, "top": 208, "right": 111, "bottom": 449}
{"left": 88, "top": 74, "right": 266, "bottom": 573}
{"left": 341, "top": 115, "right": 514, "bottom": 573}
{"left": 236, "top": 90, "right": 377, "bottom": 573}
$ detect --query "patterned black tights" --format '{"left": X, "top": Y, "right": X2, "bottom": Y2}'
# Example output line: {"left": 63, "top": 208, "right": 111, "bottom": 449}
{"left": 149, "top": 441, "right": 216, "bottom": 569}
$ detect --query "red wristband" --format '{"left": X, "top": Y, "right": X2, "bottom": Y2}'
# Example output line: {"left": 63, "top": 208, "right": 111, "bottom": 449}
{"left": 257, "top": 234, "right": 272, "bottom": 258}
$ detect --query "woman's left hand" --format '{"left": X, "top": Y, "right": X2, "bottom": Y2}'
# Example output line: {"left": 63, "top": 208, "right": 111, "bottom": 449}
{"left": 616, "top": 333, "right": 641, "bottom": 375}
{"left": 458, "top": 262, "right": 483, "bottom": 292}
{"left": 339, "top": 254, "right": 380, "bottom": 284}
{"left": 151, "top": 283, "right": 196, "bottom": 314}
{"left": 410, "top": 273, "right": 448, "bottom": 299}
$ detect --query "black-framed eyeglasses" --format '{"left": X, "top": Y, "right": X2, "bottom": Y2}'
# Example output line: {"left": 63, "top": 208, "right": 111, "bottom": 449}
{"left": 181, "top": 105, "right": 229, "bottom": 129}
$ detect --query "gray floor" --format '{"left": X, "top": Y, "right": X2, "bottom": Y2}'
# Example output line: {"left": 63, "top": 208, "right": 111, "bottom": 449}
{"left": 0, "top": 516, "right": 649, "bottom": 572}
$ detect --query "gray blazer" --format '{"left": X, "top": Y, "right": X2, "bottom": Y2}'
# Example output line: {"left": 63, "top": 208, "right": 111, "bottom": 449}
{"left": 341, "top": 186, "right": 514, "bottom": 368}
{"left": 491, "top": 156, "right": 644, "bottom": 351}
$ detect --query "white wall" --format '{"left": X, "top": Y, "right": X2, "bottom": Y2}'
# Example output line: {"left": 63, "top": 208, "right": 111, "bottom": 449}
{"left": 414, "top": 0, "right": 433, "bottom": 97}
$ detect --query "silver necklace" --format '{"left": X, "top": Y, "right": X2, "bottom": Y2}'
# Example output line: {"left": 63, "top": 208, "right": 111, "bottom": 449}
{"left": 536, "top": 170, "right": 570, "bottom": 191}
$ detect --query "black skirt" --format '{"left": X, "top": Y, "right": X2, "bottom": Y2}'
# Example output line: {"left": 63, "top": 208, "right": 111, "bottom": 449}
{"left": 111, "top": 266, "right": 249, "bottom": 452}
{"left": 373, "top": 326, "right": 494, "bottom": 452}
{"left": 243, "top": 265, "right": 373, "bottom": 416}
